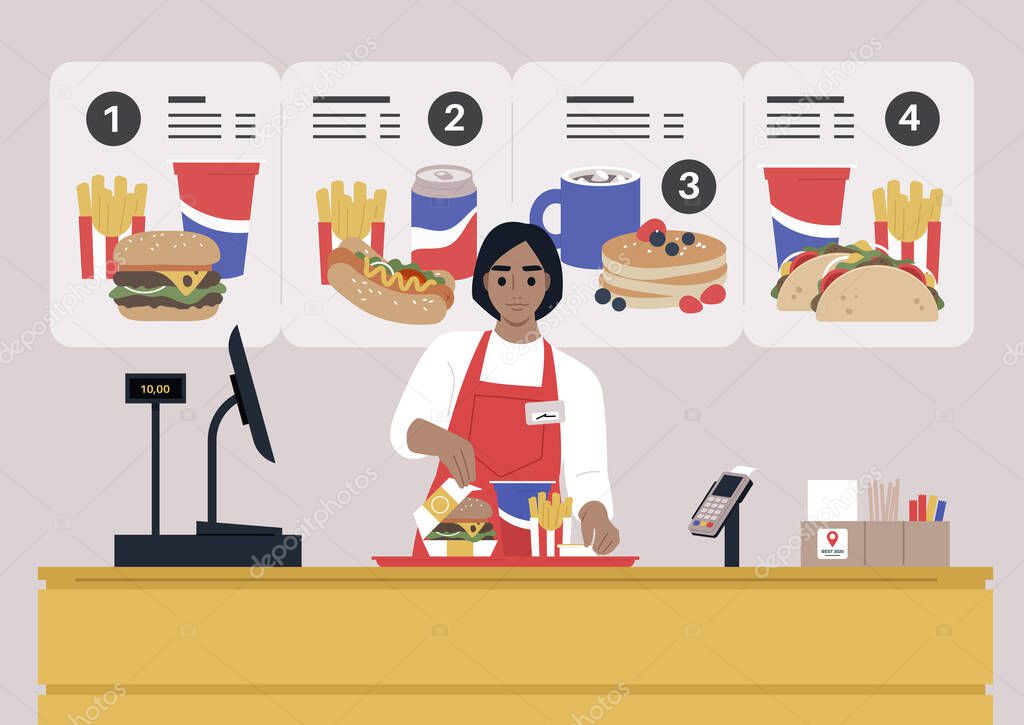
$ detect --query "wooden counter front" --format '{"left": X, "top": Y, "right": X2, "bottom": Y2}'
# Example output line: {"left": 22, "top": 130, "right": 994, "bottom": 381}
{"left": 38, "top": 566, "right": 993, "bottom": 724}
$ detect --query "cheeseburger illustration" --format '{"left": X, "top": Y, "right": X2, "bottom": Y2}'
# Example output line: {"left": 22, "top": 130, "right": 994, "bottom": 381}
{"left": 109, "top": 231, "right": 226, "bottom": 321}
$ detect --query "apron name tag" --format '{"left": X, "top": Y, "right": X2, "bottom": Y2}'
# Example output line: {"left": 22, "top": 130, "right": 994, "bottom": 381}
{"left": 525, "top": 400, "right": 565, "bottom": 426}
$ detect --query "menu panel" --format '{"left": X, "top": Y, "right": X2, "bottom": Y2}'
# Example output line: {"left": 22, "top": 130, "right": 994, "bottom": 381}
{"left": 281, "top": 62, "right": 511, "bottom": 348}
{"left": 512, "top": 62, "right": 744, "bottom": 347}
{"left": 743, "top": 62, "right": 974, "bottom": 347}
{"left": 49, "top": 62, "right": 281, "bottom": 348}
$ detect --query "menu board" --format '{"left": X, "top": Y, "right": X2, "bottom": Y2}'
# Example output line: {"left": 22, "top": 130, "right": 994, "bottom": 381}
{"left": 49, "top": 62, "right": 281, "bottom": 348}
{"left": 743, "top": 62, "right": 974, "bottom": 347}
{"left": 49, "top": 61, "right": 973, "bottom": 349}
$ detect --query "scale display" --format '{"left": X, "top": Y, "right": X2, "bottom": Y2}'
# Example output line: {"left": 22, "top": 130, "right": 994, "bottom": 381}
{"left": 124, "top": 373, "right": 186, "bottom": 404}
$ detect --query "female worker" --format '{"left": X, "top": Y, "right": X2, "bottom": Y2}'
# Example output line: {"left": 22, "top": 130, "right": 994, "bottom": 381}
{"left": 391, "top": 221, "right": 620, "bottom": 557}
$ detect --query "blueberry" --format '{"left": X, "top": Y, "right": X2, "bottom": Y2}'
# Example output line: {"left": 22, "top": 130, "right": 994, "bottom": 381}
{"left": 649, "top": 229, "right": 666, "bottom": 247}
{"left": 681, "top": 232, "right": 695, "bottom": 245}
{"left": 594, "top": 288, "right": 612, "bottom": 305}
{"left": 611, "top": 297, "right": 627, "bottom": 312}
{"left": 665, "top": 242, "right": 680, "bottom": 256}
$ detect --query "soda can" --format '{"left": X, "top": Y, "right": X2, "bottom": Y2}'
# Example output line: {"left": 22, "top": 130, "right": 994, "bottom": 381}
{"left": 411, "top": 165, "right": 477, "bottom": 280}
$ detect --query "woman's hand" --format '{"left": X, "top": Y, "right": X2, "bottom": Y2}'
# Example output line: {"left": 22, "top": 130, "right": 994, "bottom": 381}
{"left": 407, "top": 418, "right": 477, "bottom": 487}
{"left": 579, "top": 501, "right": 620, "bottom": 554}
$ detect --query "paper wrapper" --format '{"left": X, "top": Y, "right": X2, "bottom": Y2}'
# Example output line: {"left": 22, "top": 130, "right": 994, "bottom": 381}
{"left": 529, "top": 517, "right": 574, "bottom": 557}
{"left": 413, "top": 478, "right": 480, "bottom": 538}
{"left": 873, "top": 221, "right": 942, "bottom": 281}
{"left": 78, "top": 215, "right": 146, "bottom": 279}
{"left": 317, "top": 221, "right": 333, "bottom": 285}
{"left": 424, "top": 540, "right": 498, "bottom": 558}
{"left": 415, "top": 479, "right": 496, "bottom": 558}
{"left": 78, "top": 217, "right": 94, "bottom": 278}
{"left": 318, "top": 220, "right": 387, "bottom": 285}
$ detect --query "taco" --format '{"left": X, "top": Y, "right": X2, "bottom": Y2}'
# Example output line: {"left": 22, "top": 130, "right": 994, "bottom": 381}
{"left": 810, "top": 248, "right": 943, "bottom": 322}
{"left": 771, "top": 242, "right": 867, "bottom": 311}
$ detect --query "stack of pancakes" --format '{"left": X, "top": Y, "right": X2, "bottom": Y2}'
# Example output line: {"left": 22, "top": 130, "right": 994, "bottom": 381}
{"left": 599, "top": 230, "right": 728, "bottom": 308}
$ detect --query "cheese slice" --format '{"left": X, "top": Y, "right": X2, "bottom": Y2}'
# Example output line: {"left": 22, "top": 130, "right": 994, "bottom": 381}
{"left": 160, "top": 270, "right": 208, "bottom": 297}
{"left": 455, "top": 522, "right": 484, "bottom": 536}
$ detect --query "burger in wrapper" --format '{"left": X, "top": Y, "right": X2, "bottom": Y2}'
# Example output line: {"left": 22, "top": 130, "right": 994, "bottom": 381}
{"left": 413, "top": 479, "right": 497, "bottom": 557}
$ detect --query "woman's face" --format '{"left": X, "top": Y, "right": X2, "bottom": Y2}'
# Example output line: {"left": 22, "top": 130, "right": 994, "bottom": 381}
{"left": 483, "top": 242, "right": 551, "bottom": 327}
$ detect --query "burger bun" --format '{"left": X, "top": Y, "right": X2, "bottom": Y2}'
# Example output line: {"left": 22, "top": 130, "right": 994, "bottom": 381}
{"left": 116, "top": 304, "right": 221, "bottom": 322}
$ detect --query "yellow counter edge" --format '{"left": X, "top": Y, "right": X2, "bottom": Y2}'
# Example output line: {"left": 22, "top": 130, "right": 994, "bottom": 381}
{"left": 37, "top": 565, "right": 994, "bottom": 588}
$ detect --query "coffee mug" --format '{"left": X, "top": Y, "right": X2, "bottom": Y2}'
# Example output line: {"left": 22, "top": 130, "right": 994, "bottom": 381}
{"left": 530, "top": 167, "right": 640, "bottom": 269}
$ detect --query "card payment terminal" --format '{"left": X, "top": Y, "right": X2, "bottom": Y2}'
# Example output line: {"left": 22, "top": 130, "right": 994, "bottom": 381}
{"left": 689, "top": 472, "right": 752, "bottom": 537}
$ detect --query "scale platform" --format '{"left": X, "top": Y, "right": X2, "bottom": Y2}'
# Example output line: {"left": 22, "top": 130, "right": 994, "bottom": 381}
{"left": 115, "top": 532, "right": 301, "bottom": 567}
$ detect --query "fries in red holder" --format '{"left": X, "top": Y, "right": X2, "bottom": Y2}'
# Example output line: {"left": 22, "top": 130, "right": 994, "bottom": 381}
{"left": 871, "top": 181, "right": 943, "bottom": 280}
{"left": 314, "top": 181, "right": 387, "bottom": 284}
{"left": 76, "top": 175, "right": 148, "bottom": 279}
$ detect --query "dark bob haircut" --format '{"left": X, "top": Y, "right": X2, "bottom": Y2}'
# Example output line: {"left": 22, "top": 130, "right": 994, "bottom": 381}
{"left": 472, "top": 222, "right": 564, "bottom": 321}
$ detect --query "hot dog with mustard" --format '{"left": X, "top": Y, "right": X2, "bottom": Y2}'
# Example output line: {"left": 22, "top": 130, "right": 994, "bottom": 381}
{"left": 326, "top": 237, "right": 455, "bottom": 324}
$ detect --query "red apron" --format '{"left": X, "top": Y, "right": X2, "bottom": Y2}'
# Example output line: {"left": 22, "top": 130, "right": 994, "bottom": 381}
{"left": 413, "top": 331, "right": 561, "bottom": 558}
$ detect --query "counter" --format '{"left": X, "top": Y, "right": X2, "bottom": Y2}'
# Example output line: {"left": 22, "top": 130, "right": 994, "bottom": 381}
{"left": 38, "top": 566, "right": 992, "bottom": 724}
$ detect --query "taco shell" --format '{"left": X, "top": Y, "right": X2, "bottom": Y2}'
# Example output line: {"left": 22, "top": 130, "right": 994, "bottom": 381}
{"left": 776, "top": 253, "right": 847, "bottom": 311}
{"left": 814, "top": 265, "right": 939, "bottom": 322}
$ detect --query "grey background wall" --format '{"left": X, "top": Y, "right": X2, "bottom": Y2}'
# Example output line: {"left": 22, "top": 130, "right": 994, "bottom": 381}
{"left": 1, "top": 0, "right": 1021, "bottom": 721}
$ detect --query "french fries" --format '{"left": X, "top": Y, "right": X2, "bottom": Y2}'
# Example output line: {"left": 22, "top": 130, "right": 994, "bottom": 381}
{"left": 77, "top": 175, "right": 148, "bottom": 238}
{"left": 528, "top": 492, "right": 574, "bottom": 557}
{"left": 315, "top": 179, "right": 387, "bottom": 239}
{"left": 927, "top": 188, "right": 943, "bottom": 221}
{"left": 529, "top": 492, "right": 573, "bottom": 531}
{"left": 872, "top": 180, "right": 943, "bottom": 244}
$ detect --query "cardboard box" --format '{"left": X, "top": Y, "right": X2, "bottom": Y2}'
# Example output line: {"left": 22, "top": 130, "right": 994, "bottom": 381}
{"left": 864, "top": 522, "right": 905, "bottom": 566}
{"left": 801, "top": 521, "right": 951, "bottom": 566}
{"left": 800, "top": 521, "right": 865, "bottom": 566}
{"left": 903, "top": 522, "right": 950, "bottom": 566}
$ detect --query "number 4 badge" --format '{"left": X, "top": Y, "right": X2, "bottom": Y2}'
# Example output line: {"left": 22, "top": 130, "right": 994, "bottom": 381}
{"left": 886, "top": 91, "right": 940, "bottom": 146}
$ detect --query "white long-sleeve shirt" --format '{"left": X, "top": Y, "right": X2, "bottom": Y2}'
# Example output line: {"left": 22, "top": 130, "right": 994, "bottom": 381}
{"left": 390, "top": 331, "right": 614, "bottom": 518}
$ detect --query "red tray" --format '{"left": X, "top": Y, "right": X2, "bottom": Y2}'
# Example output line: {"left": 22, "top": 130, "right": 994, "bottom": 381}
{"left": 373, "top": 555, "right": 638, "bottom": 567}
